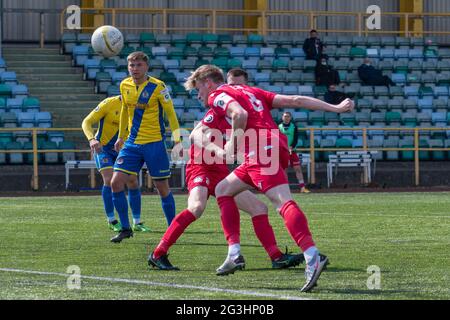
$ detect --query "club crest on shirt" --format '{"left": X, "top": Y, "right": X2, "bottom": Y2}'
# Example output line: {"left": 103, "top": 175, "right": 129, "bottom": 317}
{"left": 142, "top": 90, "right": 149, "bottom": 99}
{"left": 116, "top": 157, "right": 124, "bottom": 165}
{"left": 213, "top": 92, "right": 233, "bottom": 109}
{"left": 102, "top": 157, "right": 110, "bottom": 164}
{"left": 94, "top": 106, "right": 100, "bottom": 112}
{"left": 193, "top": 176, "right": 203, "bottom": 183}
{"left": 204, "top": 114, "right": 214, "bottom": 123}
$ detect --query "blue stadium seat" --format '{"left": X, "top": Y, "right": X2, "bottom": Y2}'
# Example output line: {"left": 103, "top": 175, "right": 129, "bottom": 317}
{"left": 1, "top": 71, "right": 17, "bottom": 85}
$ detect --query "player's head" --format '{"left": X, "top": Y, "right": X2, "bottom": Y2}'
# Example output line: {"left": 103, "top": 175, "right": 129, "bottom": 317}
{"left": 184, "top": 64, "right": 225, "bottom": 106}
{"left": 227, "top": 68, "right": 248, "bottom": 85}
{"left": 328, "top": 84, "right": 337, "bottom": 92}
{"left": 282, "top": 111, "right": 292, "bottom": 124}
{"left": 310, "top": 29, "right": 318, "bottom": 38}
{"left": 127, "top": 51, "right": 149, "bottom": 83}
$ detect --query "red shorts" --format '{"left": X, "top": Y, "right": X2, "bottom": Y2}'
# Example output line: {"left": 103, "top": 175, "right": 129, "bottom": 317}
{"left": 185, "top": 164, "right": 229, "bottom": 197}
{"left": 233, "top": 161, "right": 288, "bottom": 194}
{"left": 289, "top": 152, "right": 301, "bottom": 167}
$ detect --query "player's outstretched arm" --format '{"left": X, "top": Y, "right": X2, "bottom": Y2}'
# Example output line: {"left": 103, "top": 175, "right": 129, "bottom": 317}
{"left": 272, "top": 95, "right": 354, "bottom": 113}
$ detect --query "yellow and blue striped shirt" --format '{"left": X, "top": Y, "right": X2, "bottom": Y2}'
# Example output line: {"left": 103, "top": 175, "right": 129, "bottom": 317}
{"left": 82, "top": 95, "right": 122, "bottom": 149}
{"left": 119, "top": 76, "right": 180, "bottom": 145}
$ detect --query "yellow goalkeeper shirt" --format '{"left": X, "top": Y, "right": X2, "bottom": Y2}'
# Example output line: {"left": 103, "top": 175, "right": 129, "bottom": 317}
{"left": 81, "top": 95, "right": 122, "bottom": 149}
{"left": 119, "top": 76, "right": 180, "bottom": 145}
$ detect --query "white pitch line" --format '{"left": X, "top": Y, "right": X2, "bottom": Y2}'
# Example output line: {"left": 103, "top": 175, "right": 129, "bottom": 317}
{"left": 0, "top": 268, "right": 312, "bottom": 301}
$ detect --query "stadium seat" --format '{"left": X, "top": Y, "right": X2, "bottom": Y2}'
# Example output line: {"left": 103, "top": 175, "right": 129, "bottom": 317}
{"left": 35, "top": 112, "right": 52, "bottom": 128}
{"left": 428, "top": 139, "right": 445, "bottom": 160}
{"left": 41, "top": 141, "right": 59, "bottom": 163}
{"left": 59, "top": 141, "right": 76, "bottom": 162}
{"left": 0, "top": 84, "right": 12, "bottom": 98}
{"left": 95, "top": 72, "right": 112, "bottom": 93}
{"left": 7, "top": 98, "right": 24, "bottom": 113}
{"left": 61, "top": 32, "right": 77, "bottom": 53}
{"left": 6, "top": 141, "right": 23, "bottom": 164}
{"left": 384, "top": 137, "right": 400, "bottom": 160}
{"left": 72, "top": 45, "right": 90, "bottom": 66}
{"left": 1, "top": 71, "right": 17, "bottom": 86}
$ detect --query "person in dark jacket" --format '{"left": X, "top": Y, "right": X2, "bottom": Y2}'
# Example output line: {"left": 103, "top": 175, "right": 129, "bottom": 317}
{"left": 315, "top": 56, "right": 340, "bottom": 87}
{"left": 324, "top": 84, "right": 350, "bottom": 105}
{"left": 358, "top": 57, "right": 395, "bottom": 86}
{"left": 303, "top": 29, "right": 324, "bottom": 61}
{"left": 278, "top": 112, "right": 310, "bottom": 193}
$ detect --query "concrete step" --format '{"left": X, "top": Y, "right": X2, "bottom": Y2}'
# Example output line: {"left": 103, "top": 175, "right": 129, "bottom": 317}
{"left": 2, "top": 48, "right": 61, "bottom": 55}
{"left": 25, "top": 80, "right": 94, "bottom": 88}
{"left": 30, "top": 87, "right": 95, "bottom": 95}
{"left": 39, "top": 94, "right": 105, "bottom": 102}
{"left": 12, "top": 67, "right": 83, "bottom": 75}
{"left": 6, "top": 61, "right": 73, "bottom": 68}
{"left": 18, "top": 74, "right": 85, "bottom": 81}
{"left": 41, "top": 101, "right": 103, "bottom": 109}
{"left": 3, "top": 54, "right": 71, "bottom": 62}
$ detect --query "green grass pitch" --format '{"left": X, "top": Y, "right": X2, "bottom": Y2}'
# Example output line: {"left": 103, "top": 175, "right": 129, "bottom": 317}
{"left": 0, "top": 192, "right": 449, "bottom": 300}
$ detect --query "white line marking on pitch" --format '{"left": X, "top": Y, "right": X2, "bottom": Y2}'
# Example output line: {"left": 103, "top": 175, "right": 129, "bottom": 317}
{"left": 0, "top": 268, "right": 312, "bottom": 300}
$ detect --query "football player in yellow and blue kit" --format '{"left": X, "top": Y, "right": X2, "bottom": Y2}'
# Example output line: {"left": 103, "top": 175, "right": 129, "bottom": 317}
{"left": 82, "top": 96, "right": 151, "bottom": 233}
{"left": 111, "top": 51, "right": 181, "bottom": 243}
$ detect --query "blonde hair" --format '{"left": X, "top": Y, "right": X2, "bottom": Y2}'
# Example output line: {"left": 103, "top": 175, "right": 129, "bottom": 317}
{"left": 127, "top": 51, "right": 149, "bottom": 64}
{"left": 184, "top": 64, "right": 225, "bottom": 91}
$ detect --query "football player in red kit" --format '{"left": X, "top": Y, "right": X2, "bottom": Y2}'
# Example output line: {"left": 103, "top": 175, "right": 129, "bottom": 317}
{"left": 185, "top": 64, "right": 354, "bottom": 292}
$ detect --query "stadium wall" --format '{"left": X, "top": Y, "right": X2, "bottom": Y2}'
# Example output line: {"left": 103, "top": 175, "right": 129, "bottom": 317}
{"left": 2, "top": 1, "right": 450, "bottom": 42}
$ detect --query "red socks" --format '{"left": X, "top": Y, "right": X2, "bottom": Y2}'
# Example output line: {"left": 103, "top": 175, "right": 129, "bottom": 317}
{"left": 153, "top": 209, "right": 196, "bottom": 259}
{"left": 217, "top": 196, "right": 240, "bottom": 245}
{"left": 252, "top": 214, "right": 283, "bottom": 261}
{"left": 279, "top": 200, "right": 315, "bottom": 252}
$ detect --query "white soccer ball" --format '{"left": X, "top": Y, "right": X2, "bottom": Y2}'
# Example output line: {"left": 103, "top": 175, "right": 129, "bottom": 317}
{"left": 91, "top": 25, "right": 124, "bottom": 58}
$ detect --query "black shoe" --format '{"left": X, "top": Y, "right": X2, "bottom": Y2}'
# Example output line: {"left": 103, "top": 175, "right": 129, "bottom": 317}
{"left": 272, "top": 250, "right": 305, "bottom": 269}
{"left": 148, "top": 252, "right": 179, "bottom": 270}
{"left": 110, "top": 228, "right": 133, "bottom": 243}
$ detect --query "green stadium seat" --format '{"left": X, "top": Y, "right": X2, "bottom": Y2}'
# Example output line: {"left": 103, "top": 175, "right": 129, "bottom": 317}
{"left": 23, "top": 141, "right": 42, "bottom": 164}
{"left": 340, "top": 113, "right": 356, "bottom": 126}
{"left": 203, "top": 33, "right": 219, "bottom": 46}
{"left": 171, "top": 34, "right": 187, "bottom": 47}
{"left": 429, "top": 139, "right": 445, "bottom": 160}
{"left": 186, "top": 33, "right": 203, "bottom": 46}
{"left": 218, "top": 34, "right": 233, "bottom": 46}
{"left": 0, "top": 97, "right": 6, "bottom": 113}
{"left": 349, "top": 47, "right": 366, "bottom": 58}
{"left": 194, "top": 58, "right": 210, "bottom": 69}
{"left": 0, "top": 132, "right": 13, "bottom": 144}
{"left": 0, "top": 84, "right": 12, "bottom": 98}
{"left": 214, "top": 47, "right": 230, "bottom": 58}
{"left": 159, "top": 71, "right": 177, "bottom": 85}
{"left": 198, "top": 46, "right": 214, "bottom": 58}
{"left": 445, "top": 139, "right": 450, "bottom": 159}
{"left": 168, "top": 47, "right": 185, "bottom": 60}
{"left": 211, "top": 57, "right": 228, "bottom": 70}
{"left": 419, "top": 139, "right": 430, "bottom": 161}
{"left": 385, "top": 111, "right": 402, "bottom": 125}
{"left": 119, "top": 46, "right": 135, "bottom": 59}
{"left": 248, "top": 34, "right": 264, "bottom": 46}
{"left": 272, "top": 59, "right": 289, "bottom": 71}
{"left": 1, "top": 112, "right": 17, "bottom": 128}
{"left": 227, "top": 58, "right": 242, "bottom": 69}
{"left": 22, "top": 97, "right": 40, "bottom": 113}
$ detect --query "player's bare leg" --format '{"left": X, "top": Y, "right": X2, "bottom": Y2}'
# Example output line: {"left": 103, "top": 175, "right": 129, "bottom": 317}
{"left": 293, "top": 164, "right": 310, "bottom": 193}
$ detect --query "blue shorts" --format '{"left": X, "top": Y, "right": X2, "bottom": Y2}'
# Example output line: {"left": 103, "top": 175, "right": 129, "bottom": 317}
{"left": 94, "top": 147, "right": 118, "bottom": 172}
{"left": 114, "top": 140, "right": 171, "bottom": 179}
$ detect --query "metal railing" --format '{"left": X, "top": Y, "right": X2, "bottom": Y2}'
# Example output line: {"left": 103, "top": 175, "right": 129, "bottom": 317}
{"left": 59, "top": 8, "right": 450, "bottom": 37}
{"left": 1, "top": 127, "right": 449, "bottom": 190}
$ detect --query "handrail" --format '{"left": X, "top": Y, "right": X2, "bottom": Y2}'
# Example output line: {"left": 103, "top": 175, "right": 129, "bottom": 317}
{"left": 59, "top": 7, "right": 450, "bottom": 37}
{"left": 1, "top": 126, "right": 449, "bottom": 190}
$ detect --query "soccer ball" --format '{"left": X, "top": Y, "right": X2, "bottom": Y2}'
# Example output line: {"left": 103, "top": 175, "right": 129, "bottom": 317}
{"left": 91, "top": 25, "right": 124, "bottom": 58}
